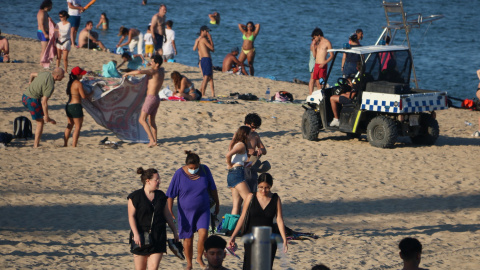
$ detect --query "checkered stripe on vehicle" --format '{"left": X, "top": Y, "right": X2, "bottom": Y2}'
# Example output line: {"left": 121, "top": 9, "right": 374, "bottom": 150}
{"left": 402, "top": 99, "right": 446, "bottom": 113}
{"left": 361, "top": 99, "right": 399, "bottom": 113}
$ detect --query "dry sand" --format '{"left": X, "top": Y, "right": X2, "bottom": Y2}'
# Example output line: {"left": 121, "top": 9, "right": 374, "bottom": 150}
{"left": 1, "top": 34, "right": 479, "bottom": 269}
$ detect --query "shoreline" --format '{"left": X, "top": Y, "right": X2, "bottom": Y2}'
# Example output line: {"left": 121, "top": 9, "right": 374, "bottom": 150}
{"left": 1, "top": 32, "right": 480, "bottom": 269}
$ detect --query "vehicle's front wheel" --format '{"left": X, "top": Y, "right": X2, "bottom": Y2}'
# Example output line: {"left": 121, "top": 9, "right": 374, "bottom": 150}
{"left": 301, "top": 109, "right": 322, "bottom": 141}
{"left": 410, "top": 114, "right": 439, "bottom": 145}
{"left": 366, "top": 115, "right": 398, "bottom": 148}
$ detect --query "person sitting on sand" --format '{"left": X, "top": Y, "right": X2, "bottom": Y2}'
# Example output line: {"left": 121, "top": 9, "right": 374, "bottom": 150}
{"left": 204, "top": 235, "right": 229, "bottom": 270}
{"left": 171, "top": 71, "right": 200, "bottom": 101}
{"left": 208, "top": 12, "right": 220, "bottom": 25}
{"left": 78, "top": 21, "right": 107, "bottom": 51}
{"left": 63, "top": 66, "right": 92, "bottom": 147}
{"left": 123, "top": 55, "right": 164, "bottom": 147}
{"left": 117, "top": 52, "right": 145, "bottom": 72}
{"left": 398, "top": 237, "right": 428, "bottom": 270}
{"left": 222, "top": 47, "right": 247, "bottom": 75}
{"left": 0, "top": 28, "right": 10, "bottom": 62}
{"left": 117, "top": 26, "right": 144, "bottom": 55}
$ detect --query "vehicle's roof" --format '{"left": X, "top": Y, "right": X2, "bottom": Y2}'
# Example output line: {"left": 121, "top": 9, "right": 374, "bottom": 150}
{"left": 329, "top": 45, "right": 409, "bottom": 54}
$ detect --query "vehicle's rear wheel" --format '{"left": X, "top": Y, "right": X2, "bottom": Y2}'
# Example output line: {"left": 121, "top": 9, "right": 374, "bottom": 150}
{"left": 366, "top": 115, "right": 398, "bottom": 148}
{"left": 301, "top": 109, "right": 322, "bottom": 141}
{"left": 410, "top": 114, "right": 439, "bottom": 145}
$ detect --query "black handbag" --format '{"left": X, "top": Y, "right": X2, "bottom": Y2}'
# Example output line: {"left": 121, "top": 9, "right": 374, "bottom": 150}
{"left": 130, "top": 207, "right": 155, "bottom": 252}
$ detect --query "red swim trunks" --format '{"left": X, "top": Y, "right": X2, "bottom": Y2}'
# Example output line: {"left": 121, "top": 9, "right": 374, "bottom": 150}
{"left": 313, "top": 63, "right": 327, "bottom": 80}
{"left": 142, "top": 95, "right": 161, "bottom": 115}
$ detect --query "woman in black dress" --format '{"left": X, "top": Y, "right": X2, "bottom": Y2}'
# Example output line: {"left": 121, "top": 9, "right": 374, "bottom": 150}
{"left": 228, "top": 173, "right": 288, "bottom": 269}
{"left": 127, "top": 167, "right": 179, "bottom": 270}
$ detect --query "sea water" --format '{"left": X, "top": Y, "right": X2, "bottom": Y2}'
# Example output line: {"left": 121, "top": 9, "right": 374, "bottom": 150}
{"left": 1, "top": 0, "right": 479, "bottom": 99}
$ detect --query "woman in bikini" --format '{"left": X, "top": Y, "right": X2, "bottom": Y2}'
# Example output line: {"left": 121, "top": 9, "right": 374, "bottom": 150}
{"left": 226, "top": 126, "right": 253, "bottom": 215}
{"left": 170, "top": 71, "right": 199, "bottom": 101}
{"left": 96, "top": 12, "right": 109, "bottom": 30}
{"left": 56, "top": 10, "right": 71, "bottom": 72}
{"left": 238, "top": 21, "right": 260, "bottom": 76}
{"left": 63, "top": 66, "right": 92, "bottom": 147}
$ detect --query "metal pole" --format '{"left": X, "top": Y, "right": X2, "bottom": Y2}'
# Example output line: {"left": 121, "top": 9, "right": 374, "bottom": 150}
{"left": 242, "top": 226, "right": 273, "bottom": 270}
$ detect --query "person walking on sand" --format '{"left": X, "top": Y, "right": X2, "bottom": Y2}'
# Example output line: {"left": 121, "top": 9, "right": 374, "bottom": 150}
{"left": 150, "top": 4, "right": 167, "bottom": 55}
{"left": 166, "top": 151, "right": 220, "bottom": 270}
{"left": 66, "top": 0, "right": 85, "bottom": 47}
{"left": 162, "top": 20, "right": 176, "bottom": 62}
{"left": 63, "top": 66, "right": 92, "bottom": 147}
{"left": 55, "top": 10, "right": 71, "bottom": 72}
{"left": 193, "top": 25, "right": 215, "bottom": 97}
{"left": 238, "top": 21, "right": 260, "bottom": 76}
{"left": 312, "top": 28, "right": 333, "bottom": 89}
{"left": 123, "top": 55, "right": 164, "bottom": 147}
{"left": 308, "top": 29, "right": 321, "bottom": 95}
{"left": 128, "top": 167, "right": 180, "bottom": 270}
{"left": 37, "top": 0, "right": 55, "bottom": 64}
{"left": 22, "top": 68, "right": 65, "bottom": 148}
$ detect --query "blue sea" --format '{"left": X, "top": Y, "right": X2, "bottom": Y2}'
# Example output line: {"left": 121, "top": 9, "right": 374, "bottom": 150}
{"left": 2, "top": 0, "right": 479, "bottom": 100}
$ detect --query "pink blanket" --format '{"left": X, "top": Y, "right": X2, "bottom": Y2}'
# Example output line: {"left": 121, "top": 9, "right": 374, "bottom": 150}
{"left": 40, "top": 21, "right": 57, "bottom": 68}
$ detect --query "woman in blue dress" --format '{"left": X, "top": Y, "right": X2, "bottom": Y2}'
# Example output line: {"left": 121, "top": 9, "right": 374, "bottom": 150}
{"left": 167, "top": 151, "right": 220, "bottom": 270}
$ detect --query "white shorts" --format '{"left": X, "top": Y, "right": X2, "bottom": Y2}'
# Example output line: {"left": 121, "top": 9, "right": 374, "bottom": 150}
{"left": 129, "top": 32, "right": 144, "bottom": 55}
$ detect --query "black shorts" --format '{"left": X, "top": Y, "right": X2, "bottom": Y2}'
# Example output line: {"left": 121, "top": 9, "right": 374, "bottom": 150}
{"left": 339, "top": 96, "right": 353, "bottom": 104}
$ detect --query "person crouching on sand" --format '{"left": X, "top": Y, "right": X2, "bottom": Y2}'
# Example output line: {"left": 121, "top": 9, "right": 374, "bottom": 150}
{"left": 123, "top": 55, "right": 164, "bottom": 147}
{"left": 63, "top": 66, "right": 92, "bottom": 147}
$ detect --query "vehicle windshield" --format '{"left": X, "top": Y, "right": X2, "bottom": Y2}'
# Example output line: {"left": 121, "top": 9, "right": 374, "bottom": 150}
{"left": 364, "top": 50, "right": 412, "bottom": 84}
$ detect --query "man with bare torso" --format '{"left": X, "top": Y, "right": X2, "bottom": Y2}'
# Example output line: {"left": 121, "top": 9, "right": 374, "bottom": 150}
{"left": 0, "top": 29, "right": 9, "bottom": 62}
{"left": 150, "top": 4, "right": 167, "bottom": 55}
{"left": 37, "top": 0, "right": 55, "bottom": 63}
{"left": 194, "top": 25, "right": 215, "bottom": 97}
{"left": 78, "top": 21, "right": 106, "bottom": 51}
{"left": 222, "top": 47, "right": 247, "bottom": 75}
{"left": 123, "top": 55, "right": 164, "bottom": 147}
{"left": 312, "top": 28, "right": 333, "bottom": 89}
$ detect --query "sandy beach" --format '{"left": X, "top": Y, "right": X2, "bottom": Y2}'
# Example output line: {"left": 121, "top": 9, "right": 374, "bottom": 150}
{"left": 1, "top": 34, "right": 479, "bottom": 269}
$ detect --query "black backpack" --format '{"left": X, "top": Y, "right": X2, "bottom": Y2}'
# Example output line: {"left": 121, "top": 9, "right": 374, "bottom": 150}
{"left": 0, "top": 132, "right": 14, "bottom": 145}
{"left": 13, "top": 116, "right": 33, "bottom": 140}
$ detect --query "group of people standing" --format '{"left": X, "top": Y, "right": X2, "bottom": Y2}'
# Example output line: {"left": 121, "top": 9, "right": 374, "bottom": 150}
{"left": 127, "top": 113, "right": 288, "bottom": 270}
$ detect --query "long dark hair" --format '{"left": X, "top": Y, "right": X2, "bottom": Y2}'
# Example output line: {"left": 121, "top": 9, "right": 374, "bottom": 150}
{"left": 171, "top": 71, "right": 182, "bottom": 89}
{"left": 40, "top": 0, "right": 52, "bottom": 9}
{"left": 229, "top": 126, "right": 251, "bottom": 151}
{"left": 66, "top": 73, "right": 80, "bottom": 103}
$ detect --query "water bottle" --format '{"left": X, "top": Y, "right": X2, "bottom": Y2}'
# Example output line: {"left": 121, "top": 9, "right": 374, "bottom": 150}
{"left": 265, "top": 87, "right": 270, "bottom": 101}
{"left": 465, "top": 121, "right": 472, "bottom": 126}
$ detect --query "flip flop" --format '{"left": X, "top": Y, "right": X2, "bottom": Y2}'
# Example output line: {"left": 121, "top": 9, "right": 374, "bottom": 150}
{"left": 167, "top": 239, "right": 185, "bottom": 260}
{"left": 99, "top": 137, "right": 108, "bottom": 145}
{"left": 225, "top": 246, "right": 240, "bottom": 259}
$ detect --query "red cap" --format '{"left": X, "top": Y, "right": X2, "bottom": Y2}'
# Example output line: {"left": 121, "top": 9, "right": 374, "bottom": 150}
{"left": 71, "top": 66, "right": 87, "bottom": 76}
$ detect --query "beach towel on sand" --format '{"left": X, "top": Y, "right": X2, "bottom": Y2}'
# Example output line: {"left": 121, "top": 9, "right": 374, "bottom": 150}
{"left": 40, "top": 21, "right": 57, "bottom": 68}
{"left": 81, "top": 76, "right": 150, "bottom": 143}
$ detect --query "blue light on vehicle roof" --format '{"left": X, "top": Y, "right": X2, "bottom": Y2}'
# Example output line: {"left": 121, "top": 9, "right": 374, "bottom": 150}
{"left": 343, "top": 43, "right": 351, "bottom": 49}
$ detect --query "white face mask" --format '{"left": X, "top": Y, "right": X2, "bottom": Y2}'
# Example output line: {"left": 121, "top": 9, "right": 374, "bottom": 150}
{"left": 188, "top": 167, "right": 199, "bottom": 174}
